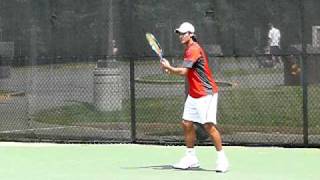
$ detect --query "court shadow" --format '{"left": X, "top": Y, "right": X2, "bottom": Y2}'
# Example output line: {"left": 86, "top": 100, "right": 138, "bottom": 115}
{"left": 123, "top": 165, "right": 216, "bottom": 172}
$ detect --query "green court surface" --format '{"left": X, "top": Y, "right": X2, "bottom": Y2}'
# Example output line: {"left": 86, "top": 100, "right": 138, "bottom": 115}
{"left": 0, "top": 143, "right": 319, "bottom": 180}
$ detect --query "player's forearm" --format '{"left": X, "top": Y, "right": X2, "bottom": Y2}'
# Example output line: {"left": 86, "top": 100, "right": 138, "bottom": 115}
{"left": 167, "top": 66, "right": 187, "bottom": 76}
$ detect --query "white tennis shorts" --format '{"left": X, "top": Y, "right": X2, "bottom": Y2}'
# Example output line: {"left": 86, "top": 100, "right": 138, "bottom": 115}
{"left": 182, "top": 93, "right": 218, "bottom": 124}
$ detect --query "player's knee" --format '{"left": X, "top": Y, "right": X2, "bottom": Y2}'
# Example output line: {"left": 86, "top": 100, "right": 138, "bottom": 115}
{"left": 181, "top": 120, "right": 193, "bottom": 130}
{"left": 203, "top": 123, "right": 218, "bottom": 133}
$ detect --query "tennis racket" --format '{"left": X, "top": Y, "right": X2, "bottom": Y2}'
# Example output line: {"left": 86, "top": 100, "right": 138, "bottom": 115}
{"left": 145, "top": 32, "right": 163, "bottom": 62}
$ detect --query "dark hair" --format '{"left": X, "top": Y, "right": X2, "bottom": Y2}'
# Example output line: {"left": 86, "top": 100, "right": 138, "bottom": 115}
{"left": 268, "top": 23, "right": 274, "bottom": 27}
{"left": 191, "top": 35, "right": 197, "bottom": 42}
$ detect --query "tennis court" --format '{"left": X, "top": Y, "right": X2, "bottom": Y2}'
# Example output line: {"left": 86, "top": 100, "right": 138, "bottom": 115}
{"left": 0, "top": 143, "right": 319, "bottom": 180}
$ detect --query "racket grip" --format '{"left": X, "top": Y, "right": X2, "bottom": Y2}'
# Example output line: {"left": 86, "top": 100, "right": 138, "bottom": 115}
{"left": 160, "top": 59, "right": 169, "bottom": 73}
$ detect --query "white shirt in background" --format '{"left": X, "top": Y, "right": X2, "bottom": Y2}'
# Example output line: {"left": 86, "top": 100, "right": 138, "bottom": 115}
{"left": 268, "top": 27, "right": 281, "bottom": 47}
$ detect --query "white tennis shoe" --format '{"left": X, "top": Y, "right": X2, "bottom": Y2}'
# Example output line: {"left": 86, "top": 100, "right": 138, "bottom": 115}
{"left": 172, "top": 155, "right": 200, "bottom": 169}
{"left": 215, "top": 157, "right": 229, "bottom": 173}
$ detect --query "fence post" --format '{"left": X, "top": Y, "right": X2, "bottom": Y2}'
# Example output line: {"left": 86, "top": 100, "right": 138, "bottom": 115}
{"left": 130, "top": 58, "right": 136, "bottom": 143}
{"left": 300, "top": 55, "right": 308, "bottom": 146}
{"left": 300, "top": 0, "right": 308, "bottom": 146}
{"left": 121, "top": 0, "right": 136, "bottom": 143}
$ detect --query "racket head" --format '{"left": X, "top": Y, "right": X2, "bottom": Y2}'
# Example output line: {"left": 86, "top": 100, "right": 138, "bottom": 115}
{"left": 145, "top": 32, "right": 163, "bottom": 60}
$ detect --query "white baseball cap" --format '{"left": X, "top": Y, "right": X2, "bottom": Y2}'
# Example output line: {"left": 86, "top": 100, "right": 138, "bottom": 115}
{"left": 175, "top": 22, "right": 195, "bottom": 34}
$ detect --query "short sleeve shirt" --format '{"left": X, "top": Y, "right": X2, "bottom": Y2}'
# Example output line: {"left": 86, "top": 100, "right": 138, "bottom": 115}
{"left": 268, "top": 27, "right": 281, "bottom": 47}
{"left": 182, "top": 42, "right": 218, "bottom": 98}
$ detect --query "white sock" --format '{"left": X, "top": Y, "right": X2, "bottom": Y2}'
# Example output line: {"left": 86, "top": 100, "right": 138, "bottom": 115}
{"left": 186, "top": 148, "right": 196, "bottom": 156}
{"left": 217, "top": 150, "right": 227, "bottom": 160}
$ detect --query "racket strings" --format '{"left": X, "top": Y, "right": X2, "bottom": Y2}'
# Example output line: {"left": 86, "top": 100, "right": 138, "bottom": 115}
{"left": 146, "top": 33, "right": 163, "bottom": 57}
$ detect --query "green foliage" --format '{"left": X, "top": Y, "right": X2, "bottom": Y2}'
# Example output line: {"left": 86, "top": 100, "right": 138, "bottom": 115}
{"left": 0, "top": 90, "right": 10, "bottom": 96}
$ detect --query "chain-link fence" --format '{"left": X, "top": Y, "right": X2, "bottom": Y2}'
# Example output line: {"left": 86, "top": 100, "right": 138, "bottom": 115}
{"left": 0, "top": 0, "right": 319, "bottom": 146}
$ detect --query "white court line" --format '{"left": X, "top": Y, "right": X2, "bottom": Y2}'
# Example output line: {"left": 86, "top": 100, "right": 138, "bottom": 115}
{"left": 0, "top": 126, "right": 79, "bottom": 134}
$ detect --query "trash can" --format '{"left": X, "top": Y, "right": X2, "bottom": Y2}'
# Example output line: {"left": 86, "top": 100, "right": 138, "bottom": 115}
{"left": 93, "top": 65, "right": 122, "bottom": 112}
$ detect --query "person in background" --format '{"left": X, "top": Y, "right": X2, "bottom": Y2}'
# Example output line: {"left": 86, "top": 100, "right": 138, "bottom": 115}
{"left": 268, "top": 23, "right": 282, "bottom": 67}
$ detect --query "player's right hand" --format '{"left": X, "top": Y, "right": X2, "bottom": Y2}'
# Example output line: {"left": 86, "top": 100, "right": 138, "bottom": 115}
{"left": 160, "top": 58, "right": 170, "bottom": 69}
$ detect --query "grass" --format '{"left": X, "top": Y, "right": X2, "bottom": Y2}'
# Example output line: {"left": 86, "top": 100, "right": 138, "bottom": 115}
{"left": 222, "top": 67, "right": 282, "bottom": 78}
{"left": 32, "top": 97, "right": 184, "bottom": 125}
{"left": 220, "top": 86, "right": 303, "bottom": 126}
{"left": 135, "top": 67, "right": 282, "bottom": 83}
{"left": 135, "top": 75, "right": 184, "bottom": 84}
{"left": 12, "top": 62, "right": 96, "bottom": 74}
{"left": 31, "top": 85, "right": 320, "bottom": 134}
{"left": 0, "top": 90, "right": 10, "bottom": 96}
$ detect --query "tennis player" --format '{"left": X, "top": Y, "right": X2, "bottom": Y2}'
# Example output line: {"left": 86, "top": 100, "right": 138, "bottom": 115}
{"left": 161, "top": 22, "right": 229, "bottom": 172}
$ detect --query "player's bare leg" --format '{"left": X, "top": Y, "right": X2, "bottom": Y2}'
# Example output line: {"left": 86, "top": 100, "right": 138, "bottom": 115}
{"left": 172, "top": 120, "right": 199, "bottom": 169}
{"left": 182, "top": 120, "right": 196, "bottom": 148}
{"left": 203, "top": 123, "right": 222, "bottom": 151}
{"left": 204, "top": 123, "right": 229, "bottom": 172}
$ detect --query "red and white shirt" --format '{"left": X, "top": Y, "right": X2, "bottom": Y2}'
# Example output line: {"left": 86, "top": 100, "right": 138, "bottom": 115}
{"left": 182, "top": 42, "right": 218, "bottom": 98}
